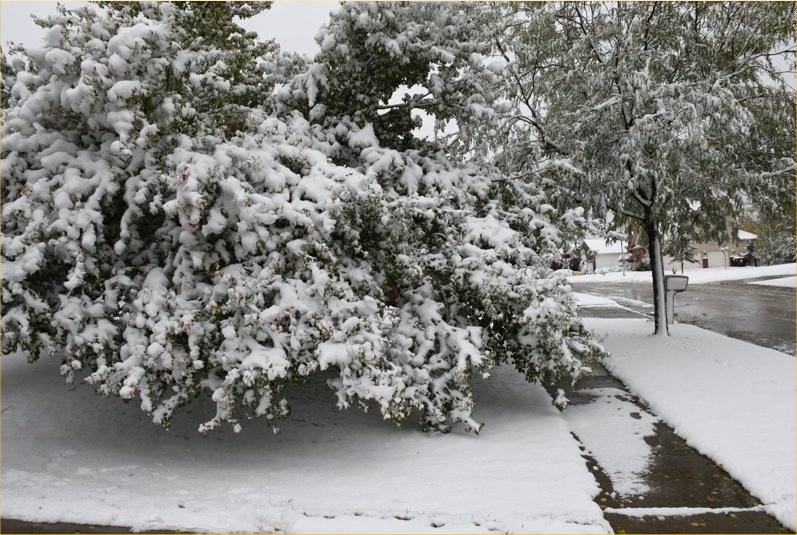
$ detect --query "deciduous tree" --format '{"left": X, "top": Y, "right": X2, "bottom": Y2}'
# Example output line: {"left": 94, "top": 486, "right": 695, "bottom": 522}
{"left": 482, "top": 2, "right": 796, "bottom": 334}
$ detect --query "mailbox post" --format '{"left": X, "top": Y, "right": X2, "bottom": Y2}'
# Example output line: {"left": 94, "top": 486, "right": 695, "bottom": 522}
{"left": 664, "top": 275, "right": 689, "bottom": 325}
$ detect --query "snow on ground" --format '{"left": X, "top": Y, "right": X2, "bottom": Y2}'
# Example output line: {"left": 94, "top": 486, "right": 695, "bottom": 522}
{"left": 563, "top": 387, "right": 658, "bottom": 497}
{"left": 568, "top": 263, "right": 796, "bottom": 285}
{"left": 603, "top": 505, "right": 766, "bottom": 517}
{"left": 573, "top": 292, "right": 623, "bottom": 308}
{"left": 608, "top": 297, "right": 653, "bottom": 310}
{"left": 572, "top": 292, "right": 650, "bottom": 312}
{"left": 748, "top": 276, "right": 796, "bottom": 289}
{"left": 584, "top": 318, "right": 796, "bottom": 530}
{"left": 2, "top": 354, "right": 610, "bottom": 534}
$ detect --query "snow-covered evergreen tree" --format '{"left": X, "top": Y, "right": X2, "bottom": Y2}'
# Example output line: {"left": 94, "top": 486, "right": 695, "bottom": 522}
{"left": 2, "top": 1, "right": 598, "bottom": 434}
{"left": 476, "top": 2, "right": 796, "bottom": 334}
{"left": 1, "top": 48, "right": 16, "bottom": 109}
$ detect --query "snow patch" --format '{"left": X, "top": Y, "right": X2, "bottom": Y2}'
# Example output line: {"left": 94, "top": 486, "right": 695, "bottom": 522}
{"left": 348, "top": 124, "right": 378, "bottom": 149}
{"left": 2, "top": 358, "right": 610, "bottom": 533}
{"left": 569, "top": 263, "right": 796, "bottom": 286}
{"left": 563, "top": 387, "right": 658, "bottom": 497}
{"left": 317, "top": 342, "right": 351, "bottom": 370}
{"left": 572, "top": 293, "right": 622, "bottom": 308}
{"left": 748, "top": 276, "right": 796, "bottom": 288}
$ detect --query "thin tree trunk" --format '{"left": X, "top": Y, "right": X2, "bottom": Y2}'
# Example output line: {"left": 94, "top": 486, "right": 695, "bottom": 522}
{"left": 646, "top": 222, "right": 668, "bottom": 335}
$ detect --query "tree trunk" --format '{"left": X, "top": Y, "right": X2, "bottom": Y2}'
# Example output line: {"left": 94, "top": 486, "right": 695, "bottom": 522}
{"left": 646, "top": 222, "right": 668, "bottom": 335}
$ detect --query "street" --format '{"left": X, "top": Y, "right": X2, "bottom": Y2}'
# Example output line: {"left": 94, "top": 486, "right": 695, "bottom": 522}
{"left": 573, "top": 278, "right": 796, "bottom": 355}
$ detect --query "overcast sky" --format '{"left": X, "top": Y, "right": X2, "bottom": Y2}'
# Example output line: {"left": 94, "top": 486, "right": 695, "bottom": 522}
{"left": 0, "top": 1, "right": 333, "bottom": 55}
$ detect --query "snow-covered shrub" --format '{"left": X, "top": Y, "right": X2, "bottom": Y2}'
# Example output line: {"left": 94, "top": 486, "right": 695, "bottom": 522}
{"left": 3, "top": 2, "right": 598, "bottom": 434}
{"left": 758, "top": 233, "right": 797, "bottom": 265}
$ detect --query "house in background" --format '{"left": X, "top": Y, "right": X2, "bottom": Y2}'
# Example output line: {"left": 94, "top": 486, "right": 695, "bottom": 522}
{"left": 730, "top": 230, "right": 758, "bottom": 267}
{"left": 581, "top": 238, "right": 629, "bottom": 272}
{"left": 573, "top": 228, "right": 758, "bottom": 274}
{"left": 662, "top": 229, "right": 758, "bottom": 271}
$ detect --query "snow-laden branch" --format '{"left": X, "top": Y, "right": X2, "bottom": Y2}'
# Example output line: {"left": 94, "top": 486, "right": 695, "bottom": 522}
{"left": 760, "top": 163, "right": 797, "bottom": 178}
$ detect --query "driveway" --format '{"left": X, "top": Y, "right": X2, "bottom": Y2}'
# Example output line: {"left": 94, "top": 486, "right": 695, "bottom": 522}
{"left": 573, "top": 278, "right": 796, "bottom": 355}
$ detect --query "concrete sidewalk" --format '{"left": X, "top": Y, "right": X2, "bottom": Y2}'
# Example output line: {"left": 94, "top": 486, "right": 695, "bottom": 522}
{"left": 567, "top": 304, "right": 792, "bottom": 533}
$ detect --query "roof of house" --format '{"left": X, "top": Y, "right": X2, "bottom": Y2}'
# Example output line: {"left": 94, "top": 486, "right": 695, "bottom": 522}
{"left": 738, "top": 230, "right": 757, "bottom": 240}
{"left": 583, "top": 238, "right": 625, "bottom": 255}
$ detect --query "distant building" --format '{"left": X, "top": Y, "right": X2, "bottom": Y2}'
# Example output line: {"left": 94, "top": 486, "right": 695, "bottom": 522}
{"left": 663, "top": 230, "right": 757, "bottom": 271}
{"left": 581, "top": 238, "right": 629, "bottom": 272}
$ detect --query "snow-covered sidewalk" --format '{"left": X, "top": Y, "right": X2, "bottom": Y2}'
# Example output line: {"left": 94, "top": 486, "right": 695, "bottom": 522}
{"left": 584, "top": 318, "right": 796, "bottom": 530}
{"left": 569, "top": 263, "right": 796, "bottom": 285}
{"left": 572, "top": 292, "right": 624, "bottom": 308}
{"left": 2, "top": 355, "right": 610, "bottom": 534}
{"left": 748, "top": 276, "right": 797, "bottom": 289}
{"left": 562, "top": 384, "right": 658, "bottom": 498}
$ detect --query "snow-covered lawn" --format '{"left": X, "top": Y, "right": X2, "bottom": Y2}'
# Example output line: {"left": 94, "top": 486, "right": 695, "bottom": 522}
{"left": 6, "top": 300, "right": 793, "bottom": 533}
{"left": 584, "top": 318, "right": 796, "bottom": 531}
{"left": 748, "top": 276, "right": 796, "bottom": 289}
{"left": 568, "top": 263, "right": 796, "bottom": 285}
{"left": 2, "top": 355, "right": 610, "bottom": 534}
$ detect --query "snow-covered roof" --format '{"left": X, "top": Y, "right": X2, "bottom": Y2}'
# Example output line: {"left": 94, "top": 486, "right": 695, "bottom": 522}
{"left": 583, "top": 238, "right": 624, "bottom": 255}
{"left": 738, "top": 230, "right": 757, "bottom": 240}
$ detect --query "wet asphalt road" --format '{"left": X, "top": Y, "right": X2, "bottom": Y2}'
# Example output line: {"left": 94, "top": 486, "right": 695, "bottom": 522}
{"left": 573, "top": 277, "right": 796, "bottom": 355}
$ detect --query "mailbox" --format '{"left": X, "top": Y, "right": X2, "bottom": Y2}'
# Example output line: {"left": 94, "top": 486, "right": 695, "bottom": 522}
{"left": 664, "top": 275, "right": 689, "bottom": 325}
{"left": 664, "top": 275, "right": 688, "bottom": 292}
